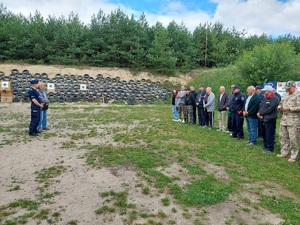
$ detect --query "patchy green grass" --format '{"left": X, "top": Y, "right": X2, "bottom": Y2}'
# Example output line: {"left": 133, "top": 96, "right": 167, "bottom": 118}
{"left": 35, "top": 165, "right": 67, "bottom": 183}
{"left": 1, "top": 102, "right": 300, "bottom": 224}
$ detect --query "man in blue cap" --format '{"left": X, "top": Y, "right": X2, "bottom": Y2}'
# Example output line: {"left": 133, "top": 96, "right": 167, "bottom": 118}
{"left": 28, "top": 80, "right": 44, "bottom": 136}
{"left": 257, "top": 85, "right": 279, "bottom": 153}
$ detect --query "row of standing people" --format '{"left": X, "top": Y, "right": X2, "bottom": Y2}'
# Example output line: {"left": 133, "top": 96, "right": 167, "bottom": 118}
{"left": 171, "top": 81, "right": 300, "bottom": 163}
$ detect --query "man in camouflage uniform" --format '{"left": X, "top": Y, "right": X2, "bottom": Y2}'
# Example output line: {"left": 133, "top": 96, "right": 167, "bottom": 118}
{"left": 277, "top": 81, "right": 300, "bottom": 163}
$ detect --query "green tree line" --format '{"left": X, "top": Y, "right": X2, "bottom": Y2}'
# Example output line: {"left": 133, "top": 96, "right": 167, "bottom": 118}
{"left": 0, "top": 3, "right": 300, "bottom": 76}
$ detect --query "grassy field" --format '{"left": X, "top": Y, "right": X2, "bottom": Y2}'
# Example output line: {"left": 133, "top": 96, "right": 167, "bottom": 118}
{"left": 0, "top": 102, "right": 300, "bottom": 225}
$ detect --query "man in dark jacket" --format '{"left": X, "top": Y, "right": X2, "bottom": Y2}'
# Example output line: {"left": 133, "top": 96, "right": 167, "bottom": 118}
{"left": 184, "top": 88, "right": 195, "bottom": 124}
{"left": 230, "top": 85, "right": 245, "bottom": 139}
{"left": 195, "top": 84, "right": 206, "bottom": 126}
{"left": 217, "top": 86, "right": 229, "bottom": 132}
{"left": 226, "top": 84, "right": 235, "bottom": 132}
{"left": 243, "top": 86, "right": 261, "bottom": 145}
{"left": 257, "top": 85, "right": 279, "bottom": 153}
{"left": 190, "top": 86, "right": 198, "bottom": 124}
{"left": 255, "top": 85, "right": 264, "bottom": 138}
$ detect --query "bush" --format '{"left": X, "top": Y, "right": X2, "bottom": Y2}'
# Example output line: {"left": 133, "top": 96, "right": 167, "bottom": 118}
{"left": 236, "top": 42, "right": 300, "bottom": 85}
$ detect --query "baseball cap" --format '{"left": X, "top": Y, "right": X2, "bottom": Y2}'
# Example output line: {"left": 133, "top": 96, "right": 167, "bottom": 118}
{"left": 283, "top": 81, "right": 296, "bottom": 89}
{"left": 267, "top": 83, "right": 275, "bottom": 89}
{"left": 261, "top": 85, "right": 273, "bottom": 92}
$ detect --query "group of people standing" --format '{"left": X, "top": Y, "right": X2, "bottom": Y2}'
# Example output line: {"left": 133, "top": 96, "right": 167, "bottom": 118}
{"left": 28, "top": 80, "right": 50, "bottom": 136}
{"left": 171, "top": 81, "right": 300, "bottom": 163}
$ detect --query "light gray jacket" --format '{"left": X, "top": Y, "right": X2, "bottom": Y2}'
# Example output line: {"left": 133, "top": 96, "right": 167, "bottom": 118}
{"left": 177, "top": 91, "right": 186, "bottom": 105}
{"left": 203, "top": 92, "right": 215, "bottom": 112}
{"left": 37, "top": 89, "right": 50, "bottom": 103}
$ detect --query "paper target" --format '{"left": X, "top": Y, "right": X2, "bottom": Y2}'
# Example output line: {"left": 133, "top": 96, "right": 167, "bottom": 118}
{"left": 47, "top": 83, "right": 55, "bottom": 90}
{"left": 1, "top": 81, "right": 9, "bottom": 89}
{"left": 80, "top": 84, "right": 87, "bottom": 90}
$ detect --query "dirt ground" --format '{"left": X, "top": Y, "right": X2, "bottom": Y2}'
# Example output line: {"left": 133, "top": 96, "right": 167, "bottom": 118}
{"left": 0, "top": 102, "right": 287, "bottom": 225}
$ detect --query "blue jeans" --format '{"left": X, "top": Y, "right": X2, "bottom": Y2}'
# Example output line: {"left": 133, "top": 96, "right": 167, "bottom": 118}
{"left": 246, "top": 117, "right": 258, "bottom": 144}
{"left": 37, "top": 109, "right": 48, "bottom": 130}
{"left": 172, "top": 105, "right": 178, "bottom": 120}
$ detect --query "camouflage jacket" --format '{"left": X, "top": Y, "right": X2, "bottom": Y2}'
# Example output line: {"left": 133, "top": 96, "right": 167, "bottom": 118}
{"left": 279, "top": 90, "right": 300, "bottom": 126}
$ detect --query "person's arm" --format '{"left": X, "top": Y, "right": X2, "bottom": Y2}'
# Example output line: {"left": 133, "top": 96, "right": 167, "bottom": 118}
{"left": 32, "top": 98, "right": 44, "bottom": 108}
{"left": 260, "top": 98, "right": 279, "bottom": 115}
{"left": 247, "top": 95, "right": 261, "bottom": 115}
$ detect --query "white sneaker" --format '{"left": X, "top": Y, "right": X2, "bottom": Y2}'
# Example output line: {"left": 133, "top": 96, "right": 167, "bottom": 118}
{"left": 182, "top": 120, "right": 185, "bottom": 123}
{"left": 177, "top": 119, "right": 181, "bottom": 122}
{"left": 172, "top": 119, "right": 177, "bottom": 122}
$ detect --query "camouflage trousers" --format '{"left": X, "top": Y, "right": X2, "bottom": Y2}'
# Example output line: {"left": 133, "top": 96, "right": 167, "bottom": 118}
{"left": 178, "top": 104, "right": 186, "bottom": 120}
{"left": 184, "top": 105, "right": 194, "bottom": 124}
{"left": 279, "top": 125, "right": 300, "bottom": 160}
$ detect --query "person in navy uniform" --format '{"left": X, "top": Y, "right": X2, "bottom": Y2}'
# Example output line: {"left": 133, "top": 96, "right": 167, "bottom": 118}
{"left": 230, "top": 85, "right": 245, "bottom": 139}
{"left": 28, "top": 80, "right": 44, "bottom": 136}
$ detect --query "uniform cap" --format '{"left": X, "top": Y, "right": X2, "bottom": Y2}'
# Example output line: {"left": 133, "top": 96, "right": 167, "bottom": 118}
{"left": 30, "top": 80, "right": 39, "bottom": 84}
{"left": 283, "top": 81, "right": 296, "bottom": 89}
{"left": 232, "top": 85, "right": 240, "bottom": 90}
{"left": 261, "top": 85, "right": 273, "bottom": 92}
{"left": 255, "top": 85, "right": 263, "bottom": 90}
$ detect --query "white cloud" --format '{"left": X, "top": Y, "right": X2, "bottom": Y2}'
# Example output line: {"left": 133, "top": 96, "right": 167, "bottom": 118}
{"left": 1, "top": 0, "right": 300, "bottom": 36}
{"left": 212, "top": 0, "right": 300, "bottom": 36}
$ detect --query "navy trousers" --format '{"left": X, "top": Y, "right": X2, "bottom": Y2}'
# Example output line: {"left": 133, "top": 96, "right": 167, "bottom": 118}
{"left": 198, "top": 106, "right": 206, "bottom": 126}
{"left": 29, "top": 109, "right": 40, "bottom": 134}
{"left": 231, "top": 111, "right": 244, "bottom": 138}
{"left": 262, "top": 119, "right": 276, "bottom": 152}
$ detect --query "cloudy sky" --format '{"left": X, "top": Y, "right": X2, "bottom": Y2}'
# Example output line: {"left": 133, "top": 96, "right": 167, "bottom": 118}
{"left": 1, "top": 0, "right": 299, "bottom": 36}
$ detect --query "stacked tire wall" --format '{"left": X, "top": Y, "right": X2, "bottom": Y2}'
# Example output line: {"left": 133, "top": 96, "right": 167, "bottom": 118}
{"left": 0, "top": 69, "right": 173, "bottom": 104}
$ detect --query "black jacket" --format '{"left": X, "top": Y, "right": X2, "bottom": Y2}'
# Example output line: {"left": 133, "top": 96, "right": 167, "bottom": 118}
{"left": 258, "top": 93, "right": 279, "bottom": 122}
{"left": 218, "top": 92, "right": 229, "bottom": 111}
{"left": 185, "top": 93, "right": 195, "bottom": 106}
{"left": 243, "top": 94, "right": 261, "bottom": 118}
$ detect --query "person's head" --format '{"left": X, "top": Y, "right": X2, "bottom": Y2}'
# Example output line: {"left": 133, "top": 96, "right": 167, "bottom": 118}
{"left": 181, "top": 85, "right": 185, "bottom": 91}
{"left": 173, "top": 87, "right": 178, "bottom": 96}
{"left": 247, "top": 86, "right": 255, "bottom": 95}
{"left": 232, "top": 85, "right": 240, "bottom": 94}
{"left": 30, "top": 80, "right": 39, "bottom": 89}
{"left": 255, "top": 85, "right": 262, "bottom": 94}
{"left": 230, "top": 84, "right": 235, "bottom": 93}
{"left": 219, "top": 86, "right": 225, "bottom": 94}
{"left": 261, "top": 85, "right": 273, "bottom": 97}
{"left": 283, "top": 81, "right": 297, "bottom": 95}
{"left": 190, "top": 86, "right": 195, "bottom": 92}
{"left": 206, "top": 87, "right": 212, "bottom": 94}
{"left": 39, "top": 82, "right": 45, "bottom": 90}
{"left": 199, "top": 84, "right": 205, "bottom": 91}
{"left": 185, "top": 88, "right": 190, "bottom": 94}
